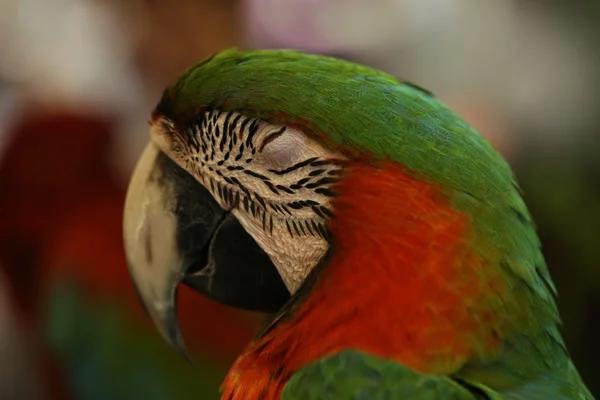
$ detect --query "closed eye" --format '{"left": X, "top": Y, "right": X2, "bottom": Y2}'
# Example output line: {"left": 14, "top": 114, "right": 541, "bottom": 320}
{"left": 258, "top": 126, "right": 287, "bottom": 152}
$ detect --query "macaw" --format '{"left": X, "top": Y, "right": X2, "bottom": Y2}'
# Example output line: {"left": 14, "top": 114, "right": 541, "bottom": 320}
{"left": 123, "top": 49, "right": 594, "bottom": 400}
{"left": 0, "top": 110, "right": 260, "bottom": 400}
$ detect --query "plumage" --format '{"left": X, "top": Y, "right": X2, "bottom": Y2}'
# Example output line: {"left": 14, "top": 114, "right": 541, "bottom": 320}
{"left": 125, "top": 49, "right": 593, "bottom": 400}
{"left": 282, "top": 350, "right": 481, "bottom": 400}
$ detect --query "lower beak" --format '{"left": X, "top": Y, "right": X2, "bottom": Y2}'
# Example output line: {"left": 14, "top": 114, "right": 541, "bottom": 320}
{"left": 123, "top": 143, "right": 289, "bottom": 357}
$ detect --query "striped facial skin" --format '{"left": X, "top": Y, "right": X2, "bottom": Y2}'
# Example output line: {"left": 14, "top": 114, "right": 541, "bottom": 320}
{"left": 151, "top": 110, "right": 346, "bottom": 293}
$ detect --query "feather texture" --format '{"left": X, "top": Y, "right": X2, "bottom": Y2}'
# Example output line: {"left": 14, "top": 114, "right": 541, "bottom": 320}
{"left": 157, "top": 49, "right": 592, "bottom": 399}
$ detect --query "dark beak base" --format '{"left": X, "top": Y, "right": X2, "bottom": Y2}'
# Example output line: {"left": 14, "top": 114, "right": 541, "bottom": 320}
{"left": 123, "top": 143, "right": 290, "bottom": 357}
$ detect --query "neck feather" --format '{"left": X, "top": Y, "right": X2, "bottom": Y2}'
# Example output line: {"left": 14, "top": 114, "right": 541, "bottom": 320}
{"left": 221, "top": 162, "right": 505, "bottom": 400}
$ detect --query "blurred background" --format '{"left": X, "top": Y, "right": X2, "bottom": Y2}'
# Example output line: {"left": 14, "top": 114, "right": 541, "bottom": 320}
{"left": 0, "top": 0, "right": 598, "bottom": 398}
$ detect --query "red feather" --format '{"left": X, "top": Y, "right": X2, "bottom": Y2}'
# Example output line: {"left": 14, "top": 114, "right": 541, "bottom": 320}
{"left": 222, "top": 161, "right": 506, "bottom": 400}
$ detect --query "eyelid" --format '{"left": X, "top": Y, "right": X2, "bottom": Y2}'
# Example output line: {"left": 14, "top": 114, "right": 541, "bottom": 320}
{"left": 258, "top": 126, "right": 287, "bottom": 152}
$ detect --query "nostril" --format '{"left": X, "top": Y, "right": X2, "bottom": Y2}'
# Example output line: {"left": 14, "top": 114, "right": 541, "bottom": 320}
{"left": 150, "top": 120, "right": 176, "bottom": 154}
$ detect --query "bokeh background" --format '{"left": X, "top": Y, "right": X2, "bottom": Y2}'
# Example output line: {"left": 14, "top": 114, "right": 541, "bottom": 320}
{"left": 0, "top": 0, "right": 598, "bottom": 398}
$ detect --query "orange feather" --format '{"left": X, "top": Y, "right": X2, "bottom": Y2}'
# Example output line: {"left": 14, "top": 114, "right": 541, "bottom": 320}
{"left": 221, "top": 161, "right": 506, "bottom": 400}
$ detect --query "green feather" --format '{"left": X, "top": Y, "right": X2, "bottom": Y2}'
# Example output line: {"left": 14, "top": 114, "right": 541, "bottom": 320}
{"left": 282, "top": 350, "right": 482, "bottom": 400}
{"left": 159, "top": 49, "right": 592, "bottom": 398}
{"left": 284, "top": 350, "right": 593, "bottom": 400}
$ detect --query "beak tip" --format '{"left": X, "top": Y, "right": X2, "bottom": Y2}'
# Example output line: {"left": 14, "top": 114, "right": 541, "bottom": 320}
{"left": 173, "top": 342, "right": 195, "bottom": 365}
{"left": 143, "top": 287, "right": 195, "bottom": 364}
{"left": 124, "top": 142, "right": 195, "bottom": 362}
{"left": 161, "top": 315, "right": 195, "bottom": 364}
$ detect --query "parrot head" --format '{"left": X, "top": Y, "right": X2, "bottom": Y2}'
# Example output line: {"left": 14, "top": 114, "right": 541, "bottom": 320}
{"left": 123, "top": 48, "right": 540, "bottom": 360}
{"left": 123, "top": 50, "right": 358, "bottom": 356}
{"left": 123, "top": 109, "right": 343, "bottom": 355}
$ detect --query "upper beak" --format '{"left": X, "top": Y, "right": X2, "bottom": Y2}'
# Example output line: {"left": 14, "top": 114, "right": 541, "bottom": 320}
{"left": 123, "top": 143, "right": 290, "bottom": 357}
{"left": 123, "top": 142, "right": 213, "bottom": 358}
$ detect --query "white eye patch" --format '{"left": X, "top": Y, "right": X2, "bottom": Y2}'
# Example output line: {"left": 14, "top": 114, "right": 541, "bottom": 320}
{"left": 258, "top": 126, "right": 336, "bottom": 172}
{"left": 260, "top": 126, "right": 311, "bottom": 166}
{"left": 151, "top": 110, "right": 346, "bottom": 294}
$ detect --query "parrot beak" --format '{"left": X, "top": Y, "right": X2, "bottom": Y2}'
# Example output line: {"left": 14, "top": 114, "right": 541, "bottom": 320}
{"left": 123, "top": 142, "right": 290, "bottom": 358}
